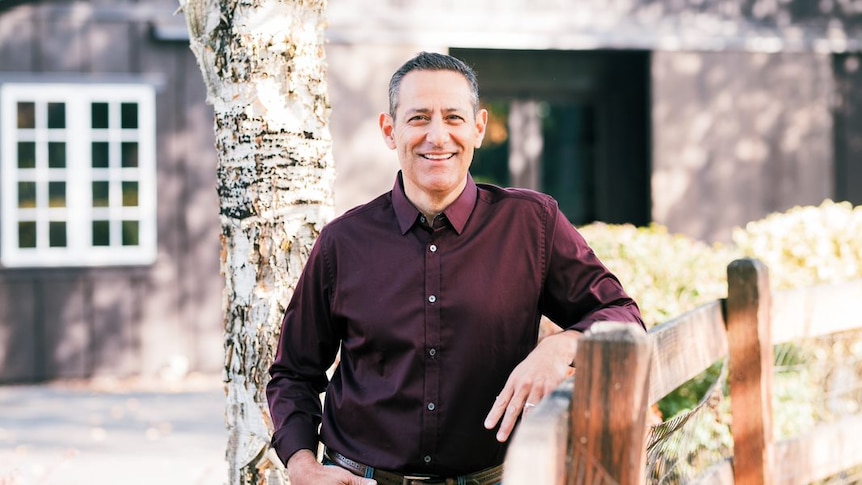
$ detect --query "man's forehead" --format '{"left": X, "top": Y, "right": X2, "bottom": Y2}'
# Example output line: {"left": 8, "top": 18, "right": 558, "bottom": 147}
{"left": 396, "top": 71, "right": 473, "bottom": 113}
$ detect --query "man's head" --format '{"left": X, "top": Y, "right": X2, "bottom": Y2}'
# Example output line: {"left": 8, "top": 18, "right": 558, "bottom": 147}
{"left": 379, "top": 52, "right": 488, "bottom": 214}
{"left": 388, "top": 51, "right": 481, "bottom": 120}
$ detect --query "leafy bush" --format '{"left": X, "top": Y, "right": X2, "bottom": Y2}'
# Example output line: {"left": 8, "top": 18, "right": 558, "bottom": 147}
{"left": 577, "top": 199, "right": 862, "bottom": 446}
{"left": 733, "top": 199, "right": 862, "bottom": 289}
{"left": 578, "top": 222, "right": 737, "bottom": 329}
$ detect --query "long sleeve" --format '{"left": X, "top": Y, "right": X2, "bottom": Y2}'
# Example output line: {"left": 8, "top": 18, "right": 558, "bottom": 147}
{"left": 266, "top": 233, "right": 340, "bottom": 465}
{"left": 541, "top": 206, "right": 645, "bottom": 332}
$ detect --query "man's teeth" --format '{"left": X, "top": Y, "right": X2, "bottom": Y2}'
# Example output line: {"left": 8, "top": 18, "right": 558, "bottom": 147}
{"left": 424, "top": 154, "right": 452, "bottom": 160}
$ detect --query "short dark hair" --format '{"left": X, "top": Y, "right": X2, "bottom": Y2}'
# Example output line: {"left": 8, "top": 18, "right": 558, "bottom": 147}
{"left": 388, "top": 51, "right": 480, "bottom": 119}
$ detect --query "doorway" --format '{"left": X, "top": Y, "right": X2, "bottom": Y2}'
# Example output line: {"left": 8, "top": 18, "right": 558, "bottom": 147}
{"left": 452, "top": 48, "right": 651, "bottom": 226}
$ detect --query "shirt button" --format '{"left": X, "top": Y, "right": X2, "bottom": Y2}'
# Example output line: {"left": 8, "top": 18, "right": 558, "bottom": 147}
{"left": 420, "top": 216, "right": 427, "bottom": 223}
{"left": 427, "top": 402, "right": 435, "bottom": 411}
{"left": 428, "top": 295, "right": 437, "bottom": 303}
{"left": 424, "top": 455, "right": 432, "bottom": 464}
{"left": 429, "top": 348, "right": 437, "bottom": 357}
{"left": 429, "top": 244, "right": 437, "bottom": 253}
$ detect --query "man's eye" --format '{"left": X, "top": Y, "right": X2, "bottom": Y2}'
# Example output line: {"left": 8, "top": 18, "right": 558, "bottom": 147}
{"left": 409, "top": 115, "right": 427, "bottom": 122}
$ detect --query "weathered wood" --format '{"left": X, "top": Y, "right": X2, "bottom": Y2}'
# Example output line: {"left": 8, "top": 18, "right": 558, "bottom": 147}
{"left": 0, "top": 278, "right": 38, "bottom": 382}
{"left": 503, "top": 378, "right": 574, "bottom": 485}
{"left": 88, "top": 275, "right": 140, "bottom": 376}
{"left": 570, "top": 322, "right": 651, "bottom": 485}
{"left": 42, "top": 278, "right": 89, "bottom": 379}
{"left": 647, "top": 300, "right": 728, "bottom": 405}
{"left": 726, "top": 258, "right": 775, "bottom": 485}
{"left": 774, "top": 414, "right": 862, "bottom": 485}
{"left": 771, "top": 280, "right": 862, "bottom": 344}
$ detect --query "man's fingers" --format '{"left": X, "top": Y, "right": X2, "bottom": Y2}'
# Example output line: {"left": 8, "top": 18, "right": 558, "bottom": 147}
{"left": 483, "top": 389, "right": 512, "bottom": 429}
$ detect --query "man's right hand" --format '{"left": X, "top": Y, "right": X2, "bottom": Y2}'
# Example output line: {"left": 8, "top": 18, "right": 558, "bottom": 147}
{"left": 286, "top": 449, "right": 377, "bottom": 485}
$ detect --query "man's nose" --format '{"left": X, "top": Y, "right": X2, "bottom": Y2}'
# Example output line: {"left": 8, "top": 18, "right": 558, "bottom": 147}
{"left": 426, "top": 117, "right": 450, "bottom": 145}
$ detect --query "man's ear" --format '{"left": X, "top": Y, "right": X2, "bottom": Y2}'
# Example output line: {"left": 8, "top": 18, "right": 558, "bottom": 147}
{"left": 474, "top": 108, "right": 489, "bottom": 149}
{"left": 379, "top": 112, "right": 397, "bottom": 150}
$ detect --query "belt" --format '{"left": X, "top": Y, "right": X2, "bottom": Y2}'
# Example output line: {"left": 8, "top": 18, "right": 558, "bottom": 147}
{"left": 325, "top": 450, "right": 503, "bottom": 485}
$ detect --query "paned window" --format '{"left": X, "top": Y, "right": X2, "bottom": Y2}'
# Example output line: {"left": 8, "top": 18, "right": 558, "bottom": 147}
{"left": 1, "top": 83, "right": 156, "bottom": 267}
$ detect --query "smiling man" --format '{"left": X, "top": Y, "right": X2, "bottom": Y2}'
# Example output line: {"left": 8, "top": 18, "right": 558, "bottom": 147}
{"left": 266, "top": 52, "right": 644, "bottom": 485}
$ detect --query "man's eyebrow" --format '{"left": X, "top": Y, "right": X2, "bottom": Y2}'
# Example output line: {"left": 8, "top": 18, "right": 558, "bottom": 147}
{"left": 403, "top": 107, "right": 467, "bottom": 115}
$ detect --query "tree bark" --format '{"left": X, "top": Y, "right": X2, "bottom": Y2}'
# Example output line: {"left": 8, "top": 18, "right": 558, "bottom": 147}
{"left": 179, "top": 0, "right": 333, "bottom": 483}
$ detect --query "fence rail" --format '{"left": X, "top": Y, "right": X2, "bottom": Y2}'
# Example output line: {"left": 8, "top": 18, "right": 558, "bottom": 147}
{"left": 503, "top": 258, "right": 862, "bottom": 485}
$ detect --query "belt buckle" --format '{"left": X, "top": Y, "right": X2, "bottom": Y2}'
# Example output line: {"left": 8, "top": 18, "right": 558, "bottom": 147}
{"left": 402, "top": 475, "right": 433, "bottom": 485}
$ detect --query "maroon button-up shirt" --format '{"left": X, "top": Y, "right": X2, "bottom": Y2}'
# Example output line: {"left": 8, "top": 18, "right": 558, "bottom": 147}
{"left": 267, "top": 173, "right": 643, "bottom": 476}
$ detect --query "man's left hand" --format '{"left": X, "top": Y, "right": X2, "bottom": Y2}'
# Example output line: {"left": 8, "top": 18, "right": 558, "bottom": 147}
{"left": 483, "top": 330, "right": 581, "bottom": 442}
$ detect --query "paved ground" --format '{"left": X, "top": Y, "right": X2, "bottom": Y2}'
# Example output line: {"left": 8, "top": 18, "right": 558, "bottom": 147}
{"left": 0, "top": 374, "right": 227, "bottom": 485}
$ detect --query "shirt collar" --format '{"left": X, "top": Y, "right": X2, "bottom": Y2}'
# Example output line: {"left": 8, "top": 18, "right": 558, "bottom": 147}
{"left": 392, "top": 171, "right": 478, "bottom": 235}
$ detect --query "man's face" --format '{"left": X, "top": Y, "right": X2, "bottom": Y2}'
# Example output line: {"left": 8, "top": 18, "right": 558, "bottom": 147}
{"left": 380, "top": 70, "right": 487, "bottom": 205}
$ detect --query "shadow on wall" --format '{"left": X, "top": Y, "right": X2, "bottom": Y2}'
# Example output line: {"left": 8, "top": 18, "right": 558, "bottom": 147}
{"left": 652, "top": 50, "right": 834, "bottom": 243}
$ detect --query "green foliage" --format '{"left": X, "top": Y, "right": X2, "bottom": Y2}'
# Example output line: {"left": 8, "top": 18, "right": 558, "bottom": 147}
{"left": 733, "top": 199, "right": 862, "bottom": 289}
{"left": 578, "top": 222, "right": 737, "bottom": 329}
{"left": 577, "top": 222, "right": 738, "bottom": 423}
{"left": 577, "top": 199, "right": 862, "bottom": 451}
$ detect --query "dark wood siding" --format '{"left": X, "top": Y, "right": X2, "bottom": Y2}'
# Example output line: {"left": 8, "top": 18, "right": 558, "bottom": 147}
{"left": 0, "top": 0, "right": 222, "bottom": 383}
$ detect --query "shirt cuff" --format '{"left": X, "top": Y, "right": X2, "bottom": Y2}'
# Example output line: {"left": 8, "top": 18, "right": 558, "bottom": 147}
{"left": 271, "top": 421, "right": 321, "bottom": 466}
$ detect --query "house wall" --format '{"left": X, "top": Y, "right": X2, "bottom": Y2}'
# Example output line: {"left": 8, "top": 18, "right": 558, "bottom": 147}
{"left": 652, "top": 51, "right": 834, "bottom": 242}
{"left": 0, "top": 0, "right": 223, "bottom": 383}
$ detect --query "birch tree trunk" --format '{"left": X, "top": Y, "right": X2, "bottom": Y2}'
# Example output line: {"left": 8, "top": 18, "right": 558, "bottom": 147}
{"left": 178, "top": 1, "right": 334, "bottom": 483}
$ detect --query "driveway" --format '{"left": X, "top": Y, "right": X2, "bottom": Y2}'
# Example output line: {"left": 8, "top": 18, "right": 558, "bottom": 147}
{"left": 0, "top": 374, "right": 227, "bottom": 485}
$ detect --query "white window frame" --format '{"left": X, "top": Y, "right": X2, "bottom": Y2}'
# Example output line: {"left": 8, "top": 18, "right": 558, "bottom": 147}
{"left": 1, "top": 82, "right": 157, "bottom": 267}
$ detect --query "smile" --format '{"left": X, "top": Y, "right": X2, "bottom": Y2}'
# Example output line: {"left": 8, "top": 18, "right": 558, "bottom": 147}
{"left": 421, "top": 153, "right": 455, "bottom": 160}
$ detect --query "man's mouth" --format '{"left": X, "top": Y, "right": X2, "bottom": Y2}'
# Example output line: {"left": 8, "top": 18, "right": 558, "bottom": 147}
{"left": 422, "top": 153, "right": 455, "bottom": 160}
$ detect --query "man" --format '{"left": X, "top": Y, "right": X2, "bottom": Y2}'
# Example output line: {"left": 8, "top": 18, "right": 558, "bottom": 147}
{"left": 266, "top": 51, "right": 644, "bottom": 485}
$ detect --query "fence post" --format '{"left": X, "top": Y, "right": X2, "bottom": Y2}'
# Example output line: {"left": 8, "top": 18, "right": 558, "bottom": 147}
{"left": 570, "top": 322, "right": 651, "bottom": 485}
{"left": 726, "top": 258, "right": 774, "bottom": 485}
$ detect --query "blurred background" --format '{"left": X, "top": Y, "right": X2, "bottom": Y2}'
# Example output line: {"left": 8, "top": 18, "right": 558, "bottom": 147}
{"left": 1, "top": 0, "right": 861, "bottom": 483}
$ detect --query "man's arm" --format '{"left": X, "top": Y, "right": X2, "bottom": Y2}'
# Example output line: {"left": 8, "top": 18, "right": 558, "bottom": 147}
{"left": 266, "top": 234, "right": 340, "bottom": 467}
{"left": 485, "top": 207, "right": 644, "bottom": 442}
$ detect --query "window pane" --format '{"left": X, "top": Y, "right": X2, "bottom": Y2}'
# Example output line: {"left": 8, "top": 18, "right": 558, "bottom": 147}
{"left": 17, "top": 102, "right": 35, "bottom": 129}
{"left": 92, "top": 102, "right": 109, "bottom": 129}
{"left": 92, "top": 142, "right": 109, "bottom": 168}
{"left": 47, "top": 102, "right": 66, "bottom": 129}
{"left": 121, "top": 103, "right": 138, "bottom": 129}
{"left": 48, "top": 142, "right": 66, "bottom": 168}
{"left": 92, "top": 181, "right": 110, "bottom": 207}
{"left": 49, "top": 182, "right": 66, "bottom": 208}
{"left": 122, "top": 181, "right": 138, "bottom": 207}
{"left": 18, "top": 221, "right": 37, "bottom": 248}
{"left": 122, "top": 220, "right": 139, "bottom": 246}
{"left": 92, "top": 220, "right": 110, "bottom": 246}
{"left": 18, "top": 182, "right": 36, "bottom": 208}
{"left": 121, "top": 142, "right": 138, "bottom": 168}
{"left": 49, "top": 221, "right": 67, "bottom": 247}
{"left": 17, "top": 142, "right": 36, "bottom": 168}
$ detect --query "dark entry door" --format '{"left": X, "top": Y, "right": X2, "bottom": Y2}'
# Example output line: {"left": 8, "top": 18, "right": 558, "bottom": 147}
{"left": 452, "top": 48, "right": 651, "bottom": 226}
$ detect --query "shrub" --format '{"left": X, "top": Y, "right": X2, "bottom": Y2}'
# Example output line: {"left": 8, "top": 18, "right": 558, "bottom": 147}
{"left": 733, "top": 199, "right": 862, "bottom": 289}
{"left": 578, "top": 222, "right": 738, "bottom": 329}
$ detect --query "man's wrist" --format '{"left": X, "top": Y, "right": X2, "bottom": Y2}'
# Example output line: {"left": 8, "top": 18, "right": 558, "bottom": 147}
{"left": 546, "top": 329, "right": 581, "bottom": 366}
{"left": 286, "top": 448, "right": 319, "bottom": 474}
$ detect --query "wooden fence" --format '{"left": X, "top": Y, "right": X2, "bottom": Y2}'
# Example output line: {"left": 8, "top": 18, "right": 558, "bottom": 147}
{"left": 504, "top": 258, "right": 862, "bottom": 484}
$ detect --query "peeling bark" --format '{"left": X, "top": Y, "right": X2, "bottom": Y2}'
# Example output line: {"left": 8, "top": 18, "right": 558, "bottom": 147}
{"left": 179, "top": 0, "right": 333, "bottom": 483}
